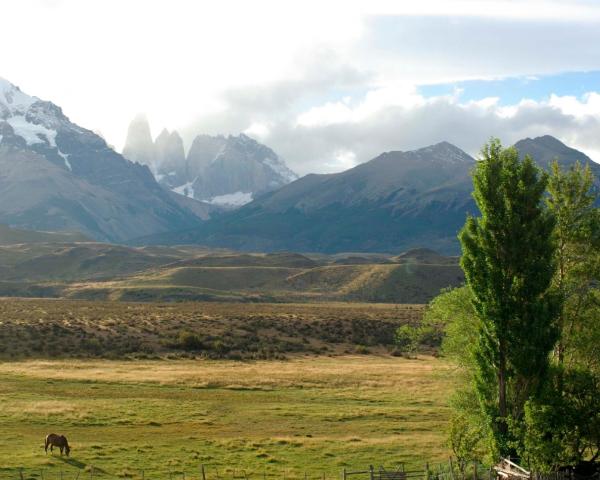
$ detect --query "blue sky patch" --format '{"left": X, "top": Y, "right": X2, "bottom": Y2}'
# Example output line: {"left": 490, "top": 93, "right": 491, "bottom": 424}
{"left": 418, "top": 70, "right": 600, "bottom": 104}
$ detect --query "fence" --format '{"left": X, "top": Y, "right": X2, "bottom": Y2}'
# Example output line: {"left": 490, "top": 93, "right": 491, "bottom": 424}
{"left": 4, "top": 462, "right": 598, "bottom": 480}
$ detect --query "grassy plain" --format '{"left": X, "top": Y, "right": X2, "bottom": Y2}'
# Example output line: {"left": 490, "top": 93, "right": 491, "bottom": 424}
{"left": 0, "top": 356, "right": 455, "bottom": 479}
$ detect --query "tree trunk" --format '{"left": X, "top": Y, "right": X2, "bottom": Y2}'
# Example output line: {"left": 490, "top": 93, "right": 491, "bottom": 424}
{"left": 498, "top": 346, "right": 508, "bottom": 439}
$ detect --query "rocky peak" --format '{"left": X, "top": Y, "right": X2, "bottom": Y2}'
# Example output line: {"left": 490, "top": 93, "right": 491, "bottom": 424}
{"left": 0, "top": 78, "right": 202, "bottom": 242}
{"left": 414, "top": 141, "right": 475, "bottom": 164}
{"left": 122, "top": 114, "right": 155, "bottom": 168}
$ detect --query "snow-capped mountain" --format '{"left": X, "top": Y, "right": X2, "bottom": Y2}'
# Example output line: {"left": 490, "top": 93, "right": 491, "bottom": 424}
{"left": 122, "top": 116, "right": 298, "bottom": 208}
{"left": 0, "top": 78, "right": 203, "bottom": 242}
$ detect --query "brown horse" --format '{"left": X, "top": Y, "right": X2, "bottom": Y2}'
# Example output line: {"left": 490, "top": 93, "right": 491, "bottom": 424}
{"left": 44, "top": 433, "right": 71, "bottom": 456}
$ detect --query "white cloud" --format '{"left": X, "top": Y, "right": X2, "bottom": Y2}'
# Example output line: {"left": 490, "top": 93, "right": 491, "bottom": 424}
{"left": 2, "top": 0, "right": 600, "bottom": 174}
{"left": 262, "top": 88, "right": 600, "bottom": 175}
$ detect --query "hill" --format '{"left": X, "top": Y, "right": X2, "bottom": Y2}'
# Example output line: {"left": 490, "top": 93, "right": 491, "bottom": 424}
{"left": 0, "top": 240, "right": 463, "bottom": 303}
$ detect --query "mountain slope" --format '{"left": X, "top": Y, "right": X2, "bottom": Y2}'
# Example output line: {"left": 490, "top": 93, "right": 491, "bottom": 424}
{"left": 0, "top": 224, "right": 90, "bottom": 244}
{"left": 137, "top": 142, "right": 477, "bottom": 254}
{"left": 0, "top": 78, "right": 201, "bottom": 242}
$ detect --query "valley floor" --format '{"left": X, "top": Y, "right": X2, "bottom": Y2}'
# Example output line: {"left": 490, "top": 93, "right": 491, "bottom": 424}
{"left": 0, "top": 356, "right": 454, "bottom": 478}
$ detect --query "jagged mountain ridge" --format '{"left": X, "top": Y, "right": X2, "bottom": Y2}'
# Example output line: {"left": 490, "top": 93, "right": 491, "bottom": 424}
{"left": 0, "top": 78, "right": 202, "bottom": 242}
{"left": 136, "top": 136, "right": 599, "bottom": 254}
{"left": 122, "top": 116, "right": 297, "bottom": 207}
{"left": 135, "top": 141, "right": 478, "bottom": 253}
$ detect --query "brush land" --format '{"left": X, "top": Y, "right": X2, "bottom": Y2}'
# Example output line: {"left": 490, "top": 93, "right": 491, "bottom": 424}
{"left": 0, "top": 299, "right": 424, "bottom": 360}
{"left": 0, "top": 356, "right": 455, "bottom": 478}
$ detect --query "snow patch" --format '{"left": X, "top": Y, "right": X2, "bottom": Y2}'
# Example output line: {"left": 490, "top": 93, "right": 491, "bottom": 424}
{"left": 6, "top": 115, "right": 57, "bottom": 146}
{"left": 0, "top": 78, "right": 37, "bottom": 115}
{"left": 172, "top": 181, "right": 195, "bottom": 198}
{"left": 58, "top": 150, "right": 72, "bottom": 171}
{"left": 208, "top": 191, "right": 253, "bottom": 207}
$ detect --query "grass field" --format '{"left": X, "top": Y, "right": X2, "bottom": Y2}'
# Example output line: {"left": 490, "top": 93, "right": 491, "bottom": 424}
{"left": 0, "top": 356, "right": 455, "bottom": 479}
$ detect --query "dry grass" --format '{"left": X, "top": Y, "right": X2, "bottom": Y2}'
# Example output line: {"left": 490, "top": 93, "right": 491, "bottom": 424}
{"left": 0, "top": 355, "right": 444, "bottom": 389}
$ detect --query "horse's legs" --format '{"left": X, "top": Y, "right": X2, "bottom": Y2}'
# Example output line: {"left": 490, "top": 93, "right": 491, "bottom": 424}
{"left": 60, "top": 446, "right": 63, "bottom": 455}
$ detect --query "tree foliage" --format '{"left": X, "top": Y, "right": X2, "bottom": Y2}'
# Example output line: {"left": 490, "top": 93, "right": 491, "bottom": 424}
{"left": 458, "top": 139, "right": 559, "bottom": 457}
{"left": 522, "top": 367, "right": 600, "bottom": 471}
{"left": 546, "top": 161, "right": 600, "bottom": 372}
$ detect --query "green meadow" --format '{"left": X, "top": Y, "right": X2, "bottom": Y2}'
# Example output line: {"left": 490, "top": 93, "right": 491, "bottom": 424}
{"left": 0, "top": 356, "right": 454, "bottom": 479}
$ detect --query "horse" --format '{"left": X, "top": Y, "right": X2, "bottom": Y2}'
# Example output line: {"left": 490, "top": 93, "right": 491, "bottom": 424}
{"left": 44, "top": 433, "right": 71, "bottom": 456}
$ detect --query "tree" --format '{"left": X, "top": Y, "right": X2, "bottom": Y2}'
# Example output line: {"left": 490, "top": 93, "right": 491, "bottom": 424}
{"left": 517, "top": 161, "right": 600, "bottom": 470}
{"left": 459, "top": 139, "right": 559, "bottom": 457}
{"left": 546, "top": 161, "right": 600, "bottom": 371}
{"left": 522, "top": 367, "right": 600, "bottom": 471}
{"left": 427, "top": 286, "right": 477, "bottom": 370}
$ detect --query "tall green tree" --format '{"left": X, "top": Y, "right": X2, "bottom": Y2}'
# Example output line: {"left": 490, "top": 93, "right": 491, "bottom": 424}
{"left": 459, "top": 139, "right": 559, "bottom": 457}
{"left": 546, "top": 161, "right": 600, "bottom": 370}
{"left": 517, "top": 161, "right": 600, "bottom": 470}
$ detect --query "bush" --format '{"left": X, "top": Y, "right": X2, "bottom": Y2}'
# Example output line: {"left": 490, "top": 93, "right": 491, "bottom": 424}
{"left": 395, "top": 325, "right": 419, "bottom": 353}
{"left": 177, "top": 331, "right": 204, "bottom": 351}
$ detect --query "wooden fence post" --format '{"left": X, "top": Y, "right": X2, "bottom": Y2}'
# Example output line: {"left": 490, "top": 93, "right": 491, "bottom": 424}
{"left": 425, "top": 463, "right": 429, "bottom": 480}
{"left": 20, "top": 469, "right": 24, "bottom": 480}
{"left": 370, "top": 466, "right": 375, "bottom": 480}
{"left": 201, "top": 465, "right": 206, "bottom": 480}
{"left": 342, "top": 468, "right": 347, "bottom": 480}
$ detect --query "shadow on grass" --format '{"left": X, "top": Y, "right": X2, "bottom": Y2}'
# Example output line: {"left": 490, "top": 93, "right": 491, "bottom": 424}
{"left": 56, "top": 458, "right": 89, "bottom": 470}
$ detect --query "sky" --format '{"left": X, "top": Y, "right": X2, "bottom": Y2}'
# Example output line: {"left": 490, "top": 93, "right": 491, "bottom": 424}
{"left": 3, "top": 0, "right": 600, "bottom": 175}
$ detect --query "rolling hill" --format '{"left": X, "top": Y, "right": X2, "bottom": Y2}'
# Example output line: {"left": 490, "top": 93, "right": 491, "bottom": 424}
{"left": 0, "top": 234, "right": 464, "bottom": 303}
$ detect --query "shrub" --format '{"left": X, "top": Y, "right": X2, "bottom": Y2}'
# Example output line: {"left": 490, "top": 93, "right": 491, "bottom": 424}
{"left": 177, "top": 331, "right": 204, "bottom": 351}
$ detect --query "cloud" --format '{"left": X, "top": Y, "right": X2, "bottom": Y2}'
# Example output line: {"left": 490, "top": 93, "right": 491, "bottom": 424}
{"left": 188, "top": 82, "right": 600, "bottom": 175}
{"left": 5, "top": 0, "right": 600, "bottom": 170}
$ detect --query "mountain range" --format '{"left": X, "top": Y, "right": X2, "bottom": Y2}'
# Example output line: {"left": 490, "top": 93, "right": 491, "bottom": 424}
{"left": 0, "top": 78, "right": 205, "bottom": 242}
{"left": 2, "top": 77, "right": 599, "bottom": 254}
{"left": 122, "top": 116, "right": 297, "bottom": 207}
{"left": 138, "top": 136, "right": 600, "bottom": 254}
